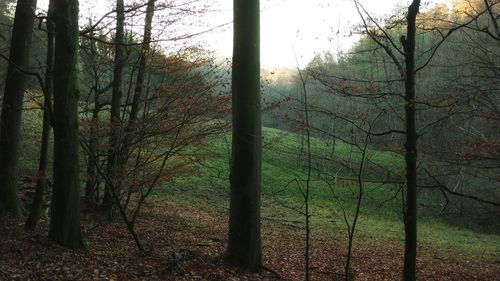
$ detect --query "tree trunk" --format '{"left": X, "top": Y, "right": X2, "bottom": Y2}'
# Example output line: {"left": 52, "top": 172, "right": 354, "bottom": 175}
{"left": 226, "top": 0, "right": 262, "bottom": 271}
{"left": 84, "top": 20, "right": 100, "bottom": 206}
{"left": 0, "top": 0, "right": 37, "bottom": 217}
{"left": 48, "top": 0, "right": 84, "bottom": 249}
{"left": 25, "top": 3, "right": 55, "bottom": 231}
{"left": 85, "top": 97, "right": 99, "bottom": 204}
{"left": 402, "top": 1, "right": 420, "bottom": 280}
{"left": 103, "top": 0, "right": 125, "bottom": 211}
{"left": 120, "top": 0, "right": 155, "bottom": 166}
{"left": 129, "top": 0, "right": 154, "bottom": 124}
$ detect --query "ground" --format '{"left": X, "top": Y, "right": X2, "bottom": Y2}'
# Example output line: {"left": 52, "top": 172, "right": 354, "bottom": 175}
{"left": 1, "top": 198, "right": 499, "bottom": 281}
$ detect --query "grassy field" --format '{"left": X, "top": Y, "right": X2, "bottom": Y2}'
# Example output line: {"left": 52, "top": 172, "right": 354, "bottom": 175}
{"left": 16, "top": 98, "right": 499, "bottom": 262}
{"left": 169, "top": 126, "right": 500, "bottom": 261}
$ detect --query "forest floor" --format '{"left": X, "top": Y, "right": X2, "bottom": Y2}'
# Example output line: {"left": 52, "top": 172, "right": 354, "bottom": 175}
{"left": 1, "top": 198, "right": 499, "bottom": 281}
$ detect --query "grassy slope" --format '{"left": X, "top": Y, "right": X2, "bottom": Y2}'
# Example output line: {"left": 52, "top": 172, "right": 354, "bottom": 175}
{"left": 171, "top": 126, "right": 500, "bottom": 261}
{"left": 17, "top": 98, "right": 499, "bottom": 261}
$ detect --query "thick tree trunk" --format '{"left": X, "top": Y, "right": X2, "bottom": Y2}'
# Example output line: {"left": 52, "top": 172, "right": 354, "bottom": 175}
{"left": 226, "top": 0, "right": 262, "bottom": 271}
{"left": 25, "top": 4, "right": 55, "bottom": 231}
{"left": 103, "top": 0, "right": 125, "bottom": 211}
{"left": 402, "top": 1, "right": 420, "bottom": 280}
{"left": 48, "top": 0, "right": 84, "bottom": 249}
{"left": 0, "top": 0, "right": 37, "bottom": 217}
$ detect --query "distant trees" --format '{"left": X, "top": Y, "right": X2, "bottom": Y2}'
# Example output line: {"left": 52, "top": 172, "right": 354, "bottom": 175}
{"left": 0, "top": 0, "right": 38, "bottom": 216}
{"left": 0, "top": 0, "right": 495, "bottom": 277}
{"left": 293, "top": 0, "right": 499, "bottom": 279}
{"left": 416, "top": 0, "right": 500, "bottom": 229}
{"left": 226, "top": 0, "right": 262, "bottom": 271}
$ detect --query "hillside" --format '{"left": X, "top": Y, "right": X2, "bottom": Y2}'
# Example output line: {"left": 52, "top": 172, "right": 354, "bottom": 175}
{"left": 173, "top": 127, "right": 500, "bottom": 258}
{"left": 2, "top": 119, "right": 500, "bottom": 280}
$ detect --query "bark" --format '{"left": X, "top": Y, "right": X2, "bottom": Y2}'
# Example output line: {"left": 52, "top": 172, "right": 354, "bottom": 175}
{"left": 84, "top": 21, "right": 100, "bottom": 205}
{"left": 402, "top": 1, "right": 420, "bottom": 280}
{"left": 103, "top": 0, "right": 125, "bottom": 211}
{"left": 226, "top": 0, "right": 262, "bottom": 271}
{"left": 0, "top": 0, "right": 37, "bottom": 217}
{"left": 48, "top": 0, "right": 84, "bottom": 249}
{"left": 120, "top": 0, "right": 155, "bottom": 166}
{"left": 84, "top": 96, "right": 99, "bottom": 204}
{"left": 297, "top": 70, "right": 311, "bottom": 281}
{"left": 129, "top": 0, "right": 154, "bottom": 124}
{"left": 25, "top": 2, "right": 55, "bottom": 231}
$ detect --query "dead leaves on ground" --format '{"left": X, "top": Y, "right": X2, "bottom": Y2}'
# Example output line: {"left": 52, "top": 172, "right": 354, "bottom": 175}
{"left": 1, "top": 200, "right": 499, "bottom": 280}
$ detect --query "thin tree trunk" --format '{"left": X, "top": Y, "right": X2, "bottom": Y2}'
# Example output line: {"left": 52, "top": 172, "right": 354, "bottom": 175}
{"left": 402, "top": 1, "right": 420, "bottom": 280}
{"left": 48, "top": 0, "right": 84, "bottom": 249}
{"left": 129, "top": 0, "right": 154, "bottom": 124}
{"left": 85, "top": 98, "right": 99, "bottom": 204}
{"left": 120, "top": 0, "right": 155, "bottom": 166}
{"left": 103, "top": 0, "right": 125, "bottom": 211}
{"left": 25, "top": 3, "right": 55, "bottom": 231}
{"left": 0, "top": 0, "right": 37, "bottom": 217}
{"left": 85, "top": 21, "right": 100, "bottom": 206}
{"left": 226, "top": 0, "right": 262, "bottom": 271}
{"left": 297, "top": 69, "right": 311, "bottom": 281}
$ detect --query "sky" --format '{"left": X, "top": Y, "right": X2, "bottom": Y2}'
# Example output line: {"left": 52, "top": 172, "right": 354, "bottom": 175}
{"left": 36, "top": 0, "right": 450, "bottom": 69}
{"left": 205, "top": 0, "right": 451, "bottom": 68}
{"left": 205, "top": 0, "right": 410, "bottom": 68}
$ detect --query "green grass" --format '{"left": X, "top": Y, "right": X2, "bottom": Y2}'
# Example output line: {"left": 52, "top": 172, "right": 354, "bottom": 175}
{"left": 168, "top": 126, "right": 500, "bottom": 261}
{"left": 16, "top": 99, "right": 499, "bottom": 261}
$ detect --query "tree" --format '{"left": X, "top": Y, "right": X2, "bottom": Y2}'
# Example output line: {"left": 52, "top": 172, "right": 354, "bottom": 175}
{"left": 119, "top": 0, "right": 155, "bottom": 167}
{"left": 401, "top": 2, "right": 420, "bottom": 281}
{"left": 225, "top": 0, "right": 262, "bottom": 271}
{"left": 351, "top": 1, "right": 420, "bottom": 279}
{"left": 83, "top": 21, "right": 103, "bottom": 206}
{"left": 0, "top": 0, "right": 38, "bottom": 216}
{"left": 48, "top": 0, "right": 84, "bottom": 249}
{"left": 25, "top": 1, "right": 55, "bottom": 231}
{"left": 81, "top": 49, "right": 228, "bottom": 251}
{"left": 348, "top": 2, "right": 419, "bottom": 280}
{"left": 103, "top": 0, "right": 125, "bottom": 211}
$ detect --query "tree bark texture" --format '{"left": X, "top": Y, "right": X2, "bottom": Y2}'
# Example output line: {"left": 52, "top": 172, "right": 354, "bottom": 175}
{"left": 402, "top": 1, "right": 420, "bottom": 280}
{"left": 48, "top": 0, "right": 84, "bottom": 249}
{"left": 84, "top": 21, "right": 100, "bottom": 205}
{"left": 226, "top": 0, "right": 262, "bottom": 271}
{"left": 0, "top": 0, "right": 37, "bottom": 216}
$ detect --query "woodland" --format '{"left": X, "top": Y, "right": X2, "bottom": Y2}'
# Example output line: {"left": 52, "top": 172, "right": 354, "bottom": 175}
{"left": 0, "top": 0, "right": 499, "bottom": 280}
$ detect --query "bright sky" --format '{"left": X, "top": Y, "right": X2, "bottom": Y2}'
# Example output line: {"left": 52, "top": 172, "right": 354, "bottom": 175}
{"left": 206, "top": 0, "right": 450, "bottom": 68}
{"left": 204, "top": 0, "right": 404, "bottom": 68}
{"left": 37, "top": 0, "right": 450, "bottom": 68}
